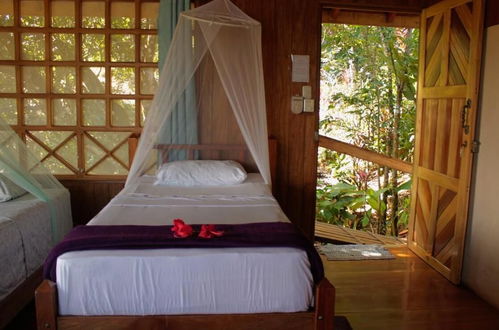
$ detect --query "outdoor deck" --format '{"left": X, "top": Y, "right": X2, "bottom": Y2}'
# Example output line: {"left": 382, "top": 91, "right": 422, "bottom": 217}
{"left": 315, "top": 221, "right": 406, "bottom": 246}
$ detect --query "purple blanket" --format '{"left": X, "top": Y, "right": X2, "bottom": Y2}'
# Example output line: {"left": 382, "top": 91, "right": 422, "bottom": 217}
{"left": 43, "top": 222, "right": 324, "bottom": 284}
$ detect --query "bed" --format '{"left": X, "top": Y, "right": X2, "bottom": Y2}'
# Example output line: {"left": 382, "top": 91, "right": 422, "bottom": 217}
{"left": 35, "top": 141, "right": 335, "bottom": 330}
{"left": 0, "top": 189, "right": 69, "bottom": 328}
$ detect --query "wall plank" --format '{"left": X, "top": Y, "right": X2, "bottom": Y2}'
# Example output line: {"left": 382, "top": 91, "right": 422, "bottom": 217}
{"left": 61, "top": 180, "right": 124, "bottom": 226}
{"left": 485, "top": 0, "right": 499, "bottom": 27}
{"left": 321, "top": 0, "right": 434, "bottom": 13}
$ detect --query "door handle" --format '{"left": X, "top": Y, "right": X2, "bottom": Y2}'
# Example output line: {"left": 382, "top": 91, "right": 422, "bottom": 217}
{"left": 461, "top": 99, "right": 472, "bottom": 135}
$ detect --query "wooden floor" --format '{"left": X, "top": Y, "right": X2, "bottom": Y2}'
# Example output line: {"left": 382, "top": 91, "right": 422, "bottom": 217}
{"left": 325, "top": 246, "right": 499, "bottom": 329}
{"left": 6, "top": 246, "right": 499, "bottom": 330}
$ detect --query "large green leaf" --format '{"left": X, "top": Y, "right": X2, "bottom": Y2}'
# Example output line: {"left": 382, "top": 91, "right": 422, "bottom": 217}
{"left": 396, "top": 180, "right": 412, "bottom": 192}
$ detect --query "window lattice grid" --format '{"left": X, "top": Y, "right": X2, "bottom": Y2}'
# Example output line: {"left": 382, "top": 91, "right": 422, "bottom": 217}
{"left": 0, "top": 0, "right": 159, "bottom": 178}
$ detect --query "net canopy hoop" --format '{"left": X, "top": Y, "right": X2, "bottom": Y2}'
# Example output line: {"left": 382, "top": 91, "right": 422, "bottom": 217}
{"left": 181, "top": 13, "right": 257, "bottom": 27}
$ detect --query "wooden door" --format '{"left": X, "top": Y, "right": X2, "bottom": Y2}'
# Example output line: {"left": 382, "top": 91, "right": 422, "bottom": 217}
{"left": 408, "top": 0, "right": 484, "bottom": 284}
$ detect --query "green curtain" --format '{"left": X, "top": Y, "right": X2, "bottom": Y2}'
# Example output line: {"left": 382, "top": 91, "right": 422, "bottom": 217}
{"left": 157, "top": 0, "right": 198, "bottom": 160}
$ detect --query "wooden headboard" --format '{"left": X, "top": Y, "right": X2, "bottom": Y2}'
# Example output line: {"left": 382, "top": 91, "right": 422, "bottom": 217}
{"left": 128, "top": 136, "right": 278, "bottom": 187}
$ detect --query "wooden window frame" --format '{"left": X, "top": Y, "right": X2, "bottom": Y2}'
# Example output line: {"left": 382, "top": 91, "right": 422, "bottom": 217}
{"left": 0, "top": 0, "right": 159, "bottom": 181}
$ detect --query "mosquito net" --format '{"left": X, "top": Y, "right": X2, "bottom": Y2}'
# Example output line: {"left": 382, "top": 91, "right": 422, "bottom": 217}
{"left": 0, "top": 116, "right": 72, "bottom": 243}
{"left": 126, "top": 0, "right": 270, "bottom": 188}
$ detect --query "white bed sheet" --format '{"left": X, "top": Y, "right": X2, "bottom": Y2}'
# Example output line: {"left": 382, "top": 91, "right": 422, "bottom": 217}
{"left": 88, "top": 174, "right": 287, "bottom": 225}
{"left": 57, "top": 174, "right": 314, "bottom": 315}
{"left": 0, "top": 218, "right": 26, "bottom": 301}
{"left": 0, "top": 193, "right": 52, "bottom": 301}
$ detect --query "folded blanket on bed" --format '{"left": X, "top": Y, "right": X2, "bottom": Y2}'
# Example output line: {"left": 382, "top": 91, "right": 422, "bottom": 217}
{"left": 43, "top": 222, "right": 324, "bottom": 284}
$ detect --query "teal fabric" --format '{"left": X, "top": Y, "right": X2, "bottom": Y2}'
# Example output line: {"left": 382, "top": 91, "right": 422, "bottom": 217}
{"left": 158, "top": 0, "right": 190, "bottom": 71}
{"left": 158, "top": 0, "right": 198, "bottom": 160}
{"left": 0, "top": 158, "right": 56, "bottom": 239}
{"left": 0, "top": 116, "right": 72, "bottom": 243}
{"left": 0, "top": 138, "right": 61, "bottom": 243}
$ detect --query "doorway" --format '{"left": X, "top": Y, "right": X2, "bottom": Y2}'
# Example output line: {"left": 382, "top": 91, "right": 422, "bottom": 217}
{"left": 315, "top": 0, "right": 485, "bottom": 284}
{"left": 316, "top": 13, "right": 419, "bottom": 242}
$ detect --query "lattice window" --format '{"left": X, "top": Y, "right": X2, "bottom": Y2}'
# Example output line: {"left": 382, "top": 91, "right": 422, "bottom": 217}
{"left": 0, "top": 0, "right": 159, "bottom": 179}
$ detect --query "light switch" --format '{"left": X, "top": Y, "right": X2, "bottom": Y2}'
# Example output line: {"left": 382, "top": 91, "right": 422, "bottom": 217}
{"left": 303, "top": 98, "right": 314, "bottom": 112}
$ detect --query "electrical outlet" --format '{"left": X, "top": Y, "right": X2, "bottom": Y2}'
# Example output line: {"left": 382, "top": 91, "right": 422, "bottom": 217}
{"left": 291, "top": 96, "right": 303, "bottom": 114}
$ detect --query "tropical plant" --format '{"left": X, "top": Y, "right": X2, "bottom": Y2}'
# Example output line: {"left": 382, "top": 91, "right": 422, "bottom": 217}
{"left": 318, "top": 24, "right": 418, "bottom": 237}
{"left": 316, "top": 179, "right": 411, "bottom": 234}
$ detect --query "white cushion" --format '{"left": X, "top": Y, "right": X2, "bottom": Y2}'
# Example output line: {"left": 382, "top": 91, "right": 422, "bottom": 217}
{"left": 155, "top": 160, "right": 247, "bottom": 187}
{"left": 0, "top": 174, "right": 27, "bottom": 202}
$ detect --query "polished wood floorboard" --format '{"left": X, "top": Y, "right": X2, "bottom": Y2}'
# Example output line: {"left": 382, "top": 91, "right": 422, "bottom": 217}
{"left": 7, "top": 246, "right": 499, "bottom": 329}
{"left": 324, "top": 246, "right": 499, "bottom": 329}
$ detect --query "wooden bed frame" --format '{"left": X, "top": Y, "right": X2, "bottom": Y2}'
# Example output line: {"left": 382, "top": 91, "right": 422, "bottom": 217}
{"left": 155, "top": 143, "right": 261, "bottom": 174}
{"left": 36, "top": 278, "right": 334, "bottom": 330}
{"left": 35, "top": 138, "right": 336, "bottom": 329}
{"left": 129, "top": 136, "right": 279, "bottom": 190}
{"left": 0, "top": 267, "right": 42, "bottom": 328}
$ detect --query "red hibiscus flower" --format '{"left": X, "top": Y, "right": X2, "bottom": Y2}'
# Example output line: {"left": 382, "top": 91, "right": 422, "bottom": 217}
{"left": 171, "top": 219, "right": 193, "bottom": 238}
{"left": 198, "top": 224, "right": 224, "bottom": 239}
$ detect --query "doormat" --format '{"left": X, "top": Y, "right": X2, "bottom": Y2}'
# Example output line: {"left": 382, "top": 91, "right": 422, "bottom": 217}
{"left": 318, "top": 243, "right": 395, "bottom": 261}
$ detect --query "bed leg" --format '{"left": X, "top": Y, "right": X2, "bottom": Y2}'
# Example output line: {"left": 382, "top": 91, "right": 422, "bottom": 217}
{"left": 314, "top": 278, "right": 335, "bottom": 330}
{"left": 35, "top": 280, "right": 57, "bottom": 330}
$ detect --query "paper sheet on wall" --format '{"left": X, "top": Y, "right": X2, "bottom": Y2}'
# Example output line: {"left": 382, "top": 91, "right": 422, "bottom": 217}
{"left": 291, "top": 55, "right": 310, "bottom": 83}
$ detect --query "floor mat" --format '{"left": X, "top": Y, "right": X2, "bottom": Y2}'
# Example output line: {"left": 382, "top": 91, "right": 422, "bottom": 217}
{"left": 319, "top": 243, "right": 395, "bottom": 261}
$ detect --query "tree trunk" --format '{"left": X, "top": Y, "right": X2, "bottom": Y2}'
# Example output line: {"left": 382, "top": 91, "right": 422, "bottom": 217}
{"left": 380, "top": 66, "right": 395, "bottom": 236}
{"left": 390, "top": 85, "right": 403, "bottom": 236}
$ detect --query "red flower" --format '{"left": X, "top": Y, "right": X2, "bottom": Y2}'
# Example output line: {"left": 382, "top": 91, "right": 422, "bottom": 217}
{"left": 171, "top": 219, "right": 193, "bottom": 238}
{"left": 199, "top": 224, "right": 224, "bottom": 239}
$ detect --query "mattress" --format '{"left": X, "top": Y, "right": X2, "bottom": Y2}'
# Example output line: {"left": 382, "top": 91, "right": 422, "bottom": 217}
{"left": 0, "top": 193, "right": 52, "bottom": 301}
{"left": 0, "top": 218, "right": 26, "bottom": 301}
{"left": 88, "top": 174, "right": 287, "bottom": 225}
{"left": 56, "top": 174, "right": 314, "bottom": 315}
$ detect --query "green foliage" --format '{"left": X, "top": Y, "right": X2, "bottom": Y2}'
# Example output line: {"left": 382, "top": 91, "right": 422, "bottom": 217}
{"left": 318, "top": 24, "right": 418, "bottom": 237}
{"left": 320, "top": 24, "right": 418, "bottom": 159}
{"left": 82, "top": 17, "right": 105, "bottom": 29}
{"left": 316, "top": 180, "right": 412, "bottom": 233}
{"left": 0, "top": 15, "right": 14, "bottom": 26}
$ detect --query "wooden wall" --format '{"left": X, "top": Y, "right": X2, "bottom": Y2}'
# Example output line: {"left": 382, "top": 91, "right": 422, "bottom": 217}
{"left": 485, "top": 0, "right": 499, "bottom": 27}
{"left": 62, "top": 180, "right": 124, "bottom": 226}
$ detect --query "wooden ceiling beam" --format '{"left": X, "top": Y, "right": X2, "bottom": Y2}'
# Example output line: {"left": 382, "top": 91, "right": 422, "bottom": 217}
{"left": 321, "top": 0, "right": 426, "bottom": 15}
{"left": 322, "top": 9, "right": 420, "bottom": 28}
{"left": 386, "top": 12, "right": 396, "bottom": 23}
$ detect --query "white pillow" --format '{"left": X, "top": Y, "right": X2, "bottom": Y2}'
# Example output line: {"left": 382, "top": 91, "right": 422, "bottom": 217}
{"left": 0, "top": 174, "right": 27, "bottom": 202}
{"left": 155, "top": 160, "right": 247, "bottom": 187}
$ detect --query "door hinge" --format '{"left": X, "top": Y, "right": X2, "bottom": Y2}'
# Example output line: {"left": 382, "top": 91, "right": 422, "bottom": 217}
{"left": 471, "top": 140, "right": 480, "bottom": 153}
